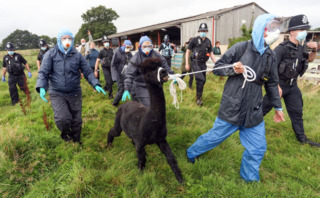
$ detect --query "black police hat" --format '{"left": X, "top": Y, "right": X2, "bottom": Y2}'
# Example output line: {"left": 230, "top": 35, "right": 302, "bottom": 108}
{"left": 198, "top": 23, "right": 208, "bottom": 32}
{"left": 102, "top": 35, "right": 110, "bottom": 42}
{"left": 39, "top": 39, "right": 47, "bottom": 47}
{"left": 164, "top": 34, "right": 170, "bottom": 41}
{"left": 287, "top": 15, "right": 311, "bottom": 31}
{"left": 5, "top": 42, "right": 15, "bottom": 50}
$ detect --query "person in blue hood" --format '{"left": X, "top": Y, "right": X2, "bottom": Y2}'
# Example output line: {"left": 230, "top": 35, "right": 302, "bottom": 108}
{"left": 186, "top": 14, "right": 285, "bottom": 182}
{"left": 36, "top": 29, "right": 106, "bottom": 144}
{"left": 122, "top": 36, "right": 174, "bottom": 107}
{"left": 111, "top": 40, "right": 133, "bottom": 106}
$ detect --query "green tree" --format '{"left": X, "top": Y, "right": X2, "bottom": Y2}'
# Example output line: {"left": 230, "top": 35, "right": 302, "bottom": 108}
{"left": 312, "top": 27, "right": 320, "bottom": 31}
{"left": 228, "top": 24, "right": 253, "bottom": 48}
{"left": 74, "top": 5, "right": 119, "bottom": 44}
{"left": 2, "top": 29, "right": 39, "bottom": 50}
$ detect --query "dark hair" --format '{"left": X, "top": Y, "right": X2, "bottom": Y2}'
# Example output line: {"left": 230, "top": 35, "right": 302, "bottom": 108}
{"left": 215, "top": 41, "right": 220, "bottom": 45}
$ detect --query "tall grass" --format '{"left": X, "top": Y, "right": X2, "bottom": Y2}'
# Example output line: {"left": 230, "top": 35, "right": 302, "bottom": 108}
{"left": 0, "top": 49, "right": 320, "bottom": 197}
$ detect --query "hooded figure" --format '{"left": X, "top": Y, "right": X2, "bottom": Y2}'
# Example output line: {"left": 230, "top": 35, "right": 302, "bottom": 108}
{"left": 122, "top": 36, "right": 174, "bottom": 107}
{"left": 110, "top": 40, "right": 133, "bottom": 106}
{"left": 36, "top": 29, "right": 106, "bottom": 143}
{"left": 186, "top": 14, "right": 285, "bottom": 182}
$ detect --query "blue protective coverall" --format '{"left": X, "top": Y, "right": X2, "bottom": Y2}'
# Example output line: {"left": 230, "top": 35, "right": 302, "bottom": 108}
{"left": 187, "top": 14, "right": 282, "bottom": 182}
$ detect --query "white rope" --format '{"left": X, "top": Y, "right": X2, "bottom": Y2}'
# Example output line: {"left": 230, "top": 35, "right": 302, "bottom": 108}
{"left": 157, "top": 67, "right": 163, "bottom": 83}
{"left": 168, "top": 74, "right": 186, "bottom": 109}
{"left": 167, "top": 64, "right": 256, "bottom": 109}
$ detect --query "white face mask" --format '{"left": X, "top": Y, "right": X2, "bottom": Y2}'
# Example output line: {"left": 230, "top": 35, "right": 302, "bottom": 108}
{"left": 61, "top": 39, "right": 72, "bottom": 49}
{"left": 41, "top": 47, "right": 47, "bottom": 51}
{"left": 264, "top": 29, "right": 280, "bottom": 45}
{"left": 81, "top": 42, "right": 86, "bottom": 46}
{"left": 142, "top": 47, "right": 152, "bottom": 55}
{"left": 125, "top": 48, "right": 131, "bottom": 53}
{"left": 104, "top": 42, "right": 110, "bottom": 48}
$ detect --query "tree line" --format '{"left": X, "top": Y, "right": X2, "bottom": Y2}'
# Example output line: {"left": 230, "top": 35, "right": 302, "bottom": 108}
{"left": 1, "top": 5, "right": 118, "bottom": 50}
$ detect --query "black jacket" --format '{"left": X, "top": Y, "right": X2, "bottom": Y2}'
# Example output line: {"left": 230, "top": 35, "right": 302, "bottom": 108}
{"left": 214, "top": 40, "right": 281, "bottom": 128}
{"left": 37, "top": 47, "right": 50, "bottom": 62}
{"left": 124, "top": 50, "right": 173, "bottom": 96}
{"left": 36, "top": 45, "right": 100, "bottom": 95}
{"left": 98, "top": 48, "right": 114, "bottom": 67}
{"left": 111, "top": 48, "right": 133, "bottom": 82}
{"left": 3, "top": 53, "right": 27, "bottom": 75}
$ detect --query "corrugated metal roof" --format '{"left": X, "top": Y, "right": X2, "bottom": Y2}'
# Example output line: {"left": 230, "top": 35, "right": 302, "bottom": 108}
{"left": 99, "top": 2, "right": 268, "bottom": 40}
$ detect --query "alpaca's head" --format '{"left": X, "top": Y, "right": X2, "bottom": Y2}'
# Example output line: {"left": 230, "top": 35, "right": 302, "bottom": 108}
{"left": 140, "top": 58, "right": 169, "bottom": 86}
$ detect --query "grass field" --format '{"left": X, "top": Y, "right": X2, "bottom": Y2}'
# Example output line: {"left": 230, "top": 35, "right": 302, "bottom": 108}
{"left": 0, "top": 49, "right": 320, "bottom": 197}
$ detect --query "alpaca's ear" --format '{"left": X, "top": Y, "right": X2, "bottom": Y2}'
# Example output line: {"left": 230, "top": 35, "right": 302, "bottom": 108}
{"left": 141, "top": 58, "right": 162, "bottom": 69}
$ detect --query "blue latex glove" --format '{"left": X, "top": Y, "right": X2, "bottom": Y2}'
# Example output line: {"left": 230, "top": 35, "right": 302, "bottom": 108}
{"left": 172, "top": 75, "right": 177, "bottom": 84}
{"left": 2, "top": 76, "right": 5, "bottom": 82}
{"left": 40, "top": 88, "right": 48, "bottom": 102}
{"left": 28, "top": 72, "right": 32, "bottom": 78}
{"left": 122, "top": 90, "right": 131, "bottom": 101}
{"left": 95, "top": 85, "right": 106, "bottom": 95}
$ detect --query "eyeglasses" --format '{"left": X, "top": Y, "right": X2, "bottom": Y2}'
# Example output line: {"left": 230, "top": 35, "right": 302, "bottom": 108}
{"left": 141, "top": 44, "right": 153, "bottom": 49}
{"left": 61, "top": 36, "right": 72, "bottom": 40}
{"left": 265, "top": 19, "right": 282, "bottom": 32}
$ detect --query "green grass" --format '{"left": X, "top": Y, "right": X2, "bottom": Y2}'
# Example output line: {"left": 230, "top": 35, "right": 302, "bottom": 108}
{"left": 1, "top": 49, "right": 320, "bottom": 197}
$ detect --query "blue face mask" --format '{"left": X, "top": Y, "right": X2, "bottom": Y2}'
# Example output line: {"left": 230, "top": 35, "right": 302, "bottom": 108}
{"left": 8, "top": 51, "right": 14, "bottom": 56}
{"left": 41, "top": 47, "right": 47, "bottom": 51}
{"left": 295, "top": 30, "right": 307, "bottom": 42}
{"left": 200, "top": 32, "right": 206, "bottom": 38}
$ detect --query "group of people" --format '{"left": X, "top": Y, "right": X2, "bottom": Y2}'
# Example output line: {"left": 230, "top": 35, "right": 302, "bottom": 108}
{"left": 1, "top": 12, "right": 319, "bottom": 182}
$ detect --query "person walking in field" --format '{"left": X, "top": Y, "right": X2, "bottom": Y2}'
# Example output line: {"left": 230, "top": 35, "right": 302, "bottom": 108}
{"left": 2, "top": 42, "right": 32, "bottom": 106}
{"left": 262, "top": 14, "right": 320, "bottom": 147}
{"left": 36, "top": 29, "right": 106, "bottom": 144}
{"left": 187, "top": 14, "right": 285, "bottom": 182}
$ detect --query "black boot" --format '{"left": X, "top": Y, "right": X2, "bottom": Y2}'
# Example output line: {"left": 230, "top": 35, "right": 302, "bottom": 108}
{"left": 306, "top": 140, "right": 320, "bottom": 147}
{"left": 196, "top": 93, "right": 203, "bottom": 106}
{"left": 298, "top": 137, "right": 320, "bottom": 147}
{"left": 196, "top": 97, "right": 203, "bottom": 106}
{"left": 108, "top": 93, "right": 114, "bottom": 99}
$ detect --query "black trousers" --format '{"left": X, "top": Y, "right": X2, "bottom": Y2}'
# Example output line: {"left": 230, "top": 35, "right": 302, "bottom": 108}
{"left": 262, "top": 80, "right": 306, "bottom": 141}
{"left": 102, "top": 66, "right": 113, "bottom": 95}
{"left": 113, "top": 75, "right": 125, "bottom": 105}
{"left": 8, "top": 73, "right": 26, "bottom": 105}
{"left": 165, "top": 57, "right": 172, "bottom": 67}
{"left": 181, "top": 70, "right": 194, "bottom": 88}
{"left": 191, "top": 60, "right": 206, "bottom": 99}
{"left": 50, "top": 93, "right": 82, "bottom": 142}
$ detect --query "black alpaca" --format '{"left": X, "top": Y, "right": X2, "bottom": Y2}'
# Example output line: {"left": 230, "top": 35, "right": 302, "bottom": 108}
{"left": 106, "top": 58, "right": 183, "bottom": 183}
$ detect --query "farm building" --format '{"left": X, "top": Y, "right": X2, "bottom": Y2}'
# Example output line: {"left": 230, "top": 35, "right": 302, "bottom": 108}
{"left": 95, "top": 2, "right": 268, "bottom": 53}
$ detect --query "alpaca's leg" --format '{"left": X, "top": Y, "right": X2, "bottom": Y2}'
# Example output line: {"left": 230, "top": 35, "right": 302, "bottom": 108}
{"left": 136, "top": 145, "right": 147, "bottom": 170}
{"left": 157, "top": 140, "right": 183, "bottom": 183}
{"left": 106, "top": 112, "right": 123, "bottom": 148}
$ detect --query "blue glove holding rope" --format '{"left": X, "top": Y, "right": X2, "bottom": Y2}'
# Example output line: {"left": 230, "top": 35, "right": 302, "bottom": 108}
{"left": 28, "top": 72, "right": 32, "bottom": 78}
{"left": 122, "top": 90, "right": 131, "bottom": 101}
{"left": 95, "top": 85, "right": 107, "bottom": 95}
{"left": 2, "top": 76, "right": 5, "bottom": 82}
{"left": 39, "top": 88, "right": 48, "bottom": 102}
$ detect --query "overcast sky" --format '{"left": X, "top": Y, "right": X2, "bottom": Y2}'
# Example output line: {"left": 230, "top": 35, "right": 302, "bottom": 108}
{"left": 0, "top": 0, "right": 319, "bottom": 43}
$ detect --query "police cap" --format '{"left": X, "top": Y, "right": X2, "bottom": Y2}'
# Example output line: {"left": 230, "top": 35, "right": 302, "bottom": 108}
{"left": 287, "top": 15, "right": 311, "bottom": 31}
{"left": 5, "top": 42, "right": 15, "bottom": 50}
{"left": 163, "top": 34, "right": 170, "bottom": 41}
{"left": 102, "top": 35, "right": 110, "bottom": 42}
{"left": 198, "top": 23, "right": 208, "bottom": 32}
{"left": 39, "top": 39, "right": 47, "bottom": 47}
